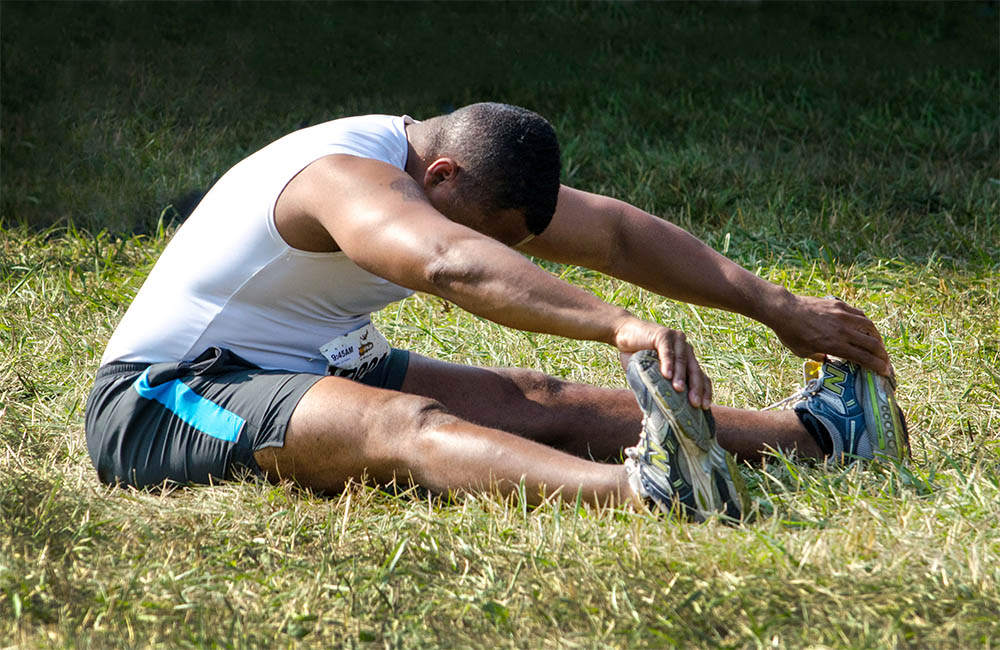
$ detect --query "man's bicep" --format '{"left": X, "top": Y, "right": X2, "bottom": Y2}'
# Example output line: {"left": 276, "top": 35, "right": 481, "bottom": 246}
{"left": 518, "top": 185, "right": 623, "bottom": 272}
{"left": 303, "top": 156, "right": 468, "bottom": 291}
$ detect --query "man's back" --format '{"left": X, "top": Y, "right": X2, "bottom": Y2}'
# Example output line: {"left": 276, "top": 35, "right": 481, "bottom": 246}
{"left": 101, "top": 115, "right": 414, "bottom": 373}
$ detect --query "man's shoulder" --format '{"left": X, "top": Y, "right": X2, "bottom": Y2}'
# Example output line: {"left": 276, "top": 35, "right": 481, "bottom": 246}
{"left": 282, "top": 114, "right": 408, "bottom": 171}
{"left": 297, "top": 113, "right": 405, "bottom": 142}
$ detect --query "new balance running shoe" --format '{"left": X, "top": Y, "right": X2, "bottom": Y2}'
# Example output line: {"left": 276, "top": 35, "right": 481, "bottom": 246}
{"left": 766, "top": 358, "right": 909, "bottom": 464}
{"left": 623, "top": 350, "right": 748, "bottom": 522}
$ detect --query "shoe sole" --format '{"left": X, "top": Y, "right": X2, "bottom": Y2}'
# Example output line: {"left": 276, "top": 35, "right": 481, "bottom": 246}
{"left": 860, "top": 369, "right": 909, "bottom": 462}
{"left": 628, "top": 352, "right": 747, "bottom": 522}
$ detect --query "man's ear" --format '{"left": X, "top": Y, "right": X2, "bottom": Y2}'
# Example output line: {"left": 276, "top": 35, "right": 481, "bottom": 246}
{"left": 422, "top": 157, "right": 459, "bottom": 191}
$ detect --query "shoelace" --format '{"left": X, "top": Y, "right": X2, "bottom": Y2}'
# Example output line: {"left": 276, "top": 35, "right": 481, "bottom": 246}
{"left": 762, "top": 376, "right": 822, "bottom": 411}
{"left": 624, "top": 413, "right": 652, "bottom": 459}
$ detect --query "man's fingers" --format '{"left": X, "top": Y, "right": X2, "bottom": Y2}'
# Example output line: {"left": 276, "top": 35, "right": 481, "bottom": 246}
{"left": 835, "top": 342, "right": 891, "bottom": 375}
{"left": 839, "top": 312, "right": 886, "bottom": 342}
{"left": 822, "top": 322, "right": 890, "bottom": 373}
{"left": 851, "top": 329, "right": 890, "bottom": 362}
{"left": 686, "top": 350, "right": 712, "bottom": 409}
{"left": 655, "top": 340, "right": 673, "bottom": 380}
{"left": 820, "top": 309, "right": 891, "bottom": 371}
{"left": 838, "top": 320, "right": 891, "bottom": 372}
{"left": 669, "top": 332, "right": 688, "bottom": 393}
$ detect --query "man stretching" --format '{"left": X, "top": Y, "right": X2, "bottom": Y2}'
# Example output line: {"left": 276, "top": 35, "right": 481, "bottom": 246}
{"left": 86, "top": 103, "right": 907, "bottom": 521}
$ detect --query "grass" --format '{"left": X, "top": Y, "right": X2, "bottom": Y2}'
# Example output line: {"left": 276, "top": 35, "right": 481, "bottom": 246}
{"left": 3, "top": 226, "right": 999, "bottom": 648}
{"left": 2, "top": 1, "right": 999, "bottom": 648}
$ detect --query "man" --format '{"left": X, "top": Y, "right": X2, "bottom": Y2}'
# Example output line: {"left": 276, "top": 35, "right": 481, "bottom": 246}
{"left": 86, "top": 103, "right": 907, "bottom": 521}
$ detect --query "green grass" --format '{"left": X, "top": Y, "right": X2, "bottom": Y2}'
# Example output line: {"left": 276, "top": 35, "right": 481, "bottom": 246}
{"left": 2, "top": 2, "right": 999, "bottom": 648}
{"left": 3, "top": 225, "right": 999, "bottom": 648}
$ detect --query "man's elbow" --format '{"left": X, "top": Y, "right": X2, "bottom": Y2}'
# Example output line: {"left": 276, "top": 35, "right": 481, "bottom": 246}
{"left": 421, "top": 246, "right": 480, "bottom": 296}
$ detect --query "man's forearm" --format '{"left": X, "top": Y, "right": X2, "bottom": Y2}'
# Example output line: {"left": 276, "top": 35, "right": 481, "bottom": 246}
{"left": 423, "top": 235, "right": 634, "bottom": 345}
{"left": 608, "top": 205, "right": 793, "bottom": 327}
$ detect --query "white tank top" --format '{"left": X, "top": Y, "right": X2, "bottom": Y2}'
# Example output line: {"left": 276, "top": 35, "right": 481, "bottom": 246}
{"left": 101, "top": 114, "right": 415, "bottom": 374}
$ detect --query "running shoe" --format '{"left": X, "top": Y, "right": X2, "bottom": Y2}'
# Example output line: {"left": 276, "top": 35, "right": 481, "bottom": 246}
{"left": 623, "top": 350, "right": 747, "bottom": 522}
{"left": 766, "top": 358, "right": 909, "bottom": 463}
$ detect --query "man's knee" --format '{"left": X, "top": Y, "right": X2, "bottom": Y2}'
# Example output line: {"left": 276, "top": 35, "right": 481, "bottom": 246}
{"left": 395, "top": 394, "right": 453, "bottom": 432}
{"left": 366, "top": 393, "right": 454, "bottom": 458}
{"left": 499, "top": 367, "right": 567, "bottom": 404}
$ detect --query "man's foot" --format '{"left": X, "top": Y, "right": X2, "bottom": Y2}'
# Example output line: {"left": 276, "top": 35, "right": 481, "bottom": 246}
{"left": 768, "top": 358, "right": 909, "bottom": 464}
{"left": 622, "top": 350, "right": 747, "bottom": 522}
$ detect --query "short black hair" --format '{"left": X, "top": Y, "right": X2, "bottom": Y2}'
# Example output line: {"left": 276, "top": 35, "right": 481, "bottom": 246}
{"left": 430, "top": 102, "right": 561, "bottom": 235}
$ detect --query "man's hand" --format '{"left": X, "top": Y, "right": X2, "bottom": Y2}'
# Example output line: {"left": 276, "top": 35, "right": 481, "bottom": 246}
{"left": 613, "top": 318, "right": 713, "bottom": 409}
{"left": 770, "top": 294, "right": 892, "bottom": 376}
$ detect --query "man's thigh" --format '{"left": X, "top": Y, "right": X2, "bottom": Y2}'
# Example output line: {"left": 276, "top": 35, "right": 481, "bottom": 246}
{"left": 253, "top": 375, "right": 439, "bottom": 493}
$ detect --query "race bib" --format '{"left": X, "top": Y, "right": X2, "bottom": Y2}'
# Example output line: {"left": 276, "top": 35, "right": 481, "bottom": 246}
{"left": 319, "top": 321, "right": 390, "bottom": 381}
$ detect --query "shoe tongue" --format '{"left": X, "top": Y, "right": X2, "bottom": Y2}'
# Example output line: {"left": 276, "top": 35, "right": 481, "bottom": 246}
{"left": 794, "top": 408, "right": 834, "bottom": 457}
{"left": 803, "top": 360, "right": 822, "bottom": 383}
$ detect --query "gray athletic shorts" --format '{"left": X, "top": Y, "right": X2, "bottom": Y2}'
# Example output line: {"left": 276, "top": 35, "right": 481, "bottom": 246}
{"left": 84, "top": 346, "right": 410, "bottom": 489}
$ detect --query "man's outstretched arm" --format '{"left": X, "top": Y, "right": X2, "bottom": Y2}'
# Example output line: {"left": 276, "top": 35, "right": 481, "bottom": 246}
{"left": 520, "top": 186, "right": 892, "bottom": 375}
{"left": 277, "top": 155, "right": 714, "bottom": 406}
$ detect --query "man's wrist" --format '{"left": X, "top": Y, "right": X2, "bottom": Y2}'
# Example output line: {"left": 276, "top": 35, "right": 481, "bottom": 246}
{"left": 606, "top": 310, "right": 640, "bottom": 348}
{"left": 746, "top": 282, "right": 796, "bottom": 330}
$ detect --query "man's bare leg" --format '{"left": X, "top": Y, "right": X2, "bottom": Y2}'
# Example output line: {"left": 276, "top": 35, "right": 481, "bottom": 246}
{"left": 400, "top": 353, "right": 822, "bottom": 463}
{"left": 712, "top": 405, "right": 822, "bottom": 461}
{"left": 253, "top": 375, "right": 629, "bottom": 507}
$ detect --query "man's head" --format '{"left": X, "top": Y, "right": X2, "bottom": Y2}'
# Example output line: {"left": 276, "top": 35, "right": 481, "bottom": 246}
{"left": 421, "top": 102, "right": 561, "bottom": 239}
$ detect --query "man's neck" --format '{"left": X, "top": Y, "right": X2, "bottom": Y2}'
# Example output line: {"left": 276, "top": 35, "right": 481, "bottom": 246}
{"left": 403, "top": 118, "right": 434, "bottom": 184}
